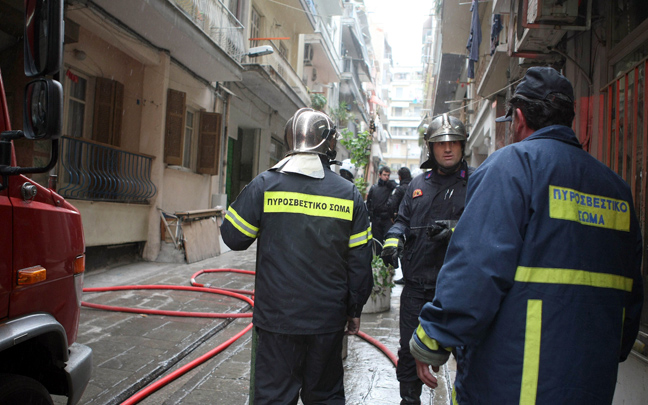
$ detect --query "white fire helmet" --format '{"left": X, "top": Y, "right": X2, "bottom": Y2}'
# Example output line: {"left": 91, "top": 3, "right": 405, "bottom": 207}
{"left": 340, "top": 159, "right": 357, "bottom": 178}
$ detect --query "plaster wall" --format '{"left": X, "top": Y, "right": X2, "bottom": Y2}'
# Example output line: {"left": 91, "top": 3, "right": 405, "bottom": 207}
{"left": 63, "top": 26, "right": 144, "bottom": 153}
{"left": 74, "top": 200, "right": 150, "bottom": 247}
{"left": 162, "top": 168, "right": 212, "bottom": 213}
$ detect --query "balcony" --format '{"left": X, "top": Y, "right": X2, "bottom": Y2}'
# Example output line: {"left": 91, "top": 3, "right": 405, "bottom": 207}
{"left": 75, "top": 0, "right": 244, "bottom": 82}
{"left": 172, "top": 0, "right": 245, "bottom": 57}
{"left": 57, "top": 137, "right": 157, "bottom": 204}
{"left": 241, "top": 51, "right": 311, "bottom": 118}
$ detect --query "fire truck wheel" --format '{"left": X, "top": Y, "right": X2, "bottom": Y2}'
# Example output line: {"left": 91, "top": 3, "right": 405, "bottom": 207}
{"left": 0, "top": 374, "right": 53, "bottom": 405}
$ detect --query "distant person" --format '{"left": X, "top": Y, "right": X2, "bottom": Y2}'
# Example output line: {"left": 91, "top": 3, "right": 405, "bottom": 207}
{"left": 221, "top": 108, "right": 373, "bottom": 404}
{"left": 388, "top": 166, "right": 413, "bottom": 285}
{"left": 366, "top": 166, "right": 396, "bottom": 253}
{"left": 340, "top": 158, "right": 357, "bottom": 183}
{"left": 410, "top": 67, "right": 644, "bottom": 404}
{"left": 381, "top": 114, "right": 473, "bottom": 404}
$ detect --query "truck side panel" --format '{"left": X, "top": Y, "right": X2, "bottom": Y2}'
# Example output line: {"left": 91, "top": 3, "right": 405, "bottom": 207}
{"left": 9, "top": 175, "right": 85, "bottom": 345}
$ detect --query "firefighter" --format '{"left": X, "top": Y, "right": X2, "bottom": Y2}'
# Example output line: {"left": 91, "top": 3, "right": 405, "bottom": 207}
{"left": 340, "top": 158, "right": 357, "bottom": 182}
{"left": 220, "top": 108, "right": 373, "bottom": 404}
{"left": 410, "top": 67, "right": 644, "bottom": 404}
{"left": 381, "top": 114, "right": 474, "bottom": 404}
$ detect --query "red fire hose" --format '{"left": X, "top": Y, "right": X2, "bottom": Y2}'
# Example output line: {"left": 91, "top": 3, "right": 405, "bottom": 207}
{"left": 82, "top": 268, "right": 397, "bottom": 404}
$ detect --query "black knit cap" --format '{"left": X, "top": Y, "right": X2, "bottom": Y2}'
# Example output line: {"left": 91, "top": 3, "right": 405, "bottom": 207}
{"left": 496, "top": 67, "right": 574, "bottom": 122}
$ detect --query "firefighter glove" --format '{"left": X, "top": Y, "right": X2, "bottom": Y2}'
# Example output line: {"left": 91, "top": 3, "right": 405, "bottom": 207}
{"left": 381, "top": 235, "right": 402, "bottom": 267}
{"left": 427, "top": 222, "right": 453, "bottom": 244}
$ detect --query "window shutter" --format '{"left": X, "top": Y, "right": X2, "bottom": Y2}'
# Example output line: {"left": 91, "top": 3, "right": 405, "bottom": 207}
{"left": 92, "top": 77, "right": 114, "bottom": 144}
{"left": 197, "top": 111, "right": 222, "bottom": 175}
{"left": 92, "top": 77, "right": 124, "bottom": 147}
{"left": 111, "top": 81, "right": 124, "bottom": 147}
{"left": 164, "top": 89, "right": 186, "bottom": 165}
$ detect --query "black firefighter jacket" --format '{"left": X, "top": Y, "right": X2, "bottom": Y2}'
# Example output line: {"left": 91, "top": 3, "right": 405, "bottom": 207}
{"left": 220, "top": 163, "right": 373, "bottom": 335}
{"left": 387, "top": 161, "right": 473, "bottom": 284}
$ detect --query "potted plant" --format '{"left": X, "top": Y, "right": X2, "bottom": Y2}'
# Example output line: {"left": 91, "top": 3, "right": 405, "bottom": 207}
{"left": 310, "top": 93, "right": 327, "bottom": 111}
{"left": 331, "top": 101, "right": 353, "bottom": 126}
{"left": 363, "top": 255, "right": 395, "bottom": 313}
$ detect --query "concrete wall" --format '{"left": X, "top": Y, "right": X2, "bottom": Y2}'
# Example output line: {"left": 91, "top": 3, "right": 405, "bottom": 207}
{"left": 74, "top": 200, "right": 150, "bottom": 247}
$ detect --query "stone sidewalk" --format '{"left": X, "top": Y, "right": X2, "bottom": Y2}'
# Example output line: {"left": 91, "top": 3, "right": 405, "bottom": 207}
{"left": 63, "top": 245, "right": 454, "bottom": 404}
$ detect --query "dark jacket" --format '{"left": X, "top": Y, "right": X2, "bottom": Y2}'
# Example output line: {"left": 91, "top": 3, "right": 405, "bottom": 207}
{"left": 387, "top": 161, "right": 473, "bottom": 284}
{"left": 387, "top": 177, "right": 412, "bottom": 219}
{"left": 366, "top": 179, "right": 396, "bottom": 220}
{"left": 415, "top": 126, "right": 644, "bottom": 404}
{"left": 221, "top": 160, "right": 373, "bottom": 334}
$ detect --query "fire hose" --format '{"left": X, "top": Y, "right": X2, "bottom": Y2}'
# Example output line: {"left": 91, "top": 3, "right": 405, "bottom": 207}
{"left": 81, "top": 268, "right": 397, "bottom": 404}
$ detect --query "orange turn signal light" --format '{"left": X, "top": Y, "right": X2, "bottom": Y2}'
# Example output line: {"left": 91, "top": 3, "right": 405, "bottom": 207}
{"left": 74, "top": 255, "right": 85, "bottom": 275}
{"left": 17, "top": 266, "right": 47, "bottom": 285}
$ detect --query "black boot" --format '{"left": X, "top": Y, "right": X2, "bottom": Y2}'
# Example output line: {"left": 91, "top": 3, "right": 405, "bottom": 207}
{"left": 399, "top": 381, "right": 423, "bottom": 405}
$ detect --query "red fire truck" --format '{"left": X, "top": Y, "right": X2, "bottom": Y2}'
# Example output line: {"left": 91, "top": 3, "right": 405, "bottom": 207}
{"left": 0, "top": 1, "right": 92, "bottom": 404}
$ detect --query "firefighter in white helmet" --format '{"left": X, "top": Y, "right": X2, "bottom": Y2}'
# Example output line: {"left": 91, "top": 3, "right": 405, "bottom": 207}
{"left": 340, "top": 159, "right": 357, "bottom": 182}
{"left": 221, "top": 108, "right": 373, "bottom": 404}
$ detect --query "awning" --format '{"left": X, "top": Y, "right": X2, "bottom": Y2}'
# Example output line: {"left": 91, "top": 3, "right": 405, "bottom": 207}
{"left": 370, "top": 95, "right": 387, "bottom": 107}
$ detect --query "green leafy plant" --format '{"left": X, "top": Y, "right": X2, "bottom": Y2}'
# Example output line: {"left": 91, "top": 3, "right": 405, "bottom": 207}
{"left": 331, "top": 102, "right": 353, "bottom": 125}
{"left": 339, "top": 128, "right": 372, "bottom": 196}
{"left": 310, "top": 93, "right": 327, "bottom": 111}
{"left": 371, "top": 255, "right": 395, "bottom": 298}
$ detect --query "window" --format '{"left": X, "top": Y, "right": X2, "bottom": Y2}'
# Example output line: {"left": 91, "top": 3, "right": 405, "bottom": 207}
{"left": 64, "top": 70, "right": 88, "bottom": 138}
{"left": 269, "top": 136, "right": 284, "bottom": 167}
{"left": 164, "top": 89, "right": 222, "bottom": 174}
{"left": 183, "top": 109, "right": 195, "bottom": 169}
{"left": 396, "top": 88, "right": 404, "bottom": 99}
{"left": 250, "top": 8, "right": 260, "bottom": 48}
{"left": 393, "top": 107, "right": 403, "bottom": 117}
{"left": 93, "top": 77, "right": 124, "bottom": 146}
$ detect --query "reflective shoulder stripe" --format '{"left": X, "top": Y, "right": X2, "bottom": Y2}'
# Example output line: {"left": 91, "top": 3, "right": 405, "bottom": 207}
{"left": 520, "top": 299, "right": 542, "bottom": 405}
{"left": 349, "top": 227, "right": 371, "bottom": 248}
{"left": 452, "top": 386, "right": 459, "bottom": 405}
{"left": 264, "top": 191, "right": 353, "bottom": 221}
{"left": 224, "top": 207, "right": 259, "bottom": 239}
{"left": 384, "top": 238, "right": 399, "bottom": 249}
{"left": 415, "top": 325, "right": 452, "bottom": 352}
{"left": 515, "top": 266, "right": 633, "bottom": 292}
{"left": 548, "top": 185, "right": 630, "bottom": 231}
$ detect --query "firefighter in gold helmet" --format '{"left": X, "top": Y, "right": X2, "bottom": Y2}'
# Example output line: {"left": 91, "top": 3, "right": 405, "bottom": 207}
{"left": 221, "top": 108, "right": 373, "bottom": 404}
{"left": 381, "top": 113, "right": 474, "bottom": 404}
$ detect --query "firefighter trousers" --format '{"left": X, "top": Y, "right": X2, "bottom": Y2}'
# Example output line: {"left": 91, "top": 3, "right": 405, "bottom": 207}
{"left": 253, "top": 326, "right": 345, "bottom": 404}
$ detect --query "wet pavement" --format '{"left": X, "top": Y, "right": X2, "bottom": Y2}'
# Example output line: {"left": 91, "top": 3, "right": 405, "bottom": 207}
{"left": 61, "top": 244, "right": 455, "bottom": 404}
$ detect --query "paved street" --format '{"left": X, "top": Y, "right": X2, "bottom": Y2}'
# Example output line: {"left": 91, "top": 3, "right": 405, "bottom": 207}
{"left": 61, "top": 244, "right": 455, "bottom": 404}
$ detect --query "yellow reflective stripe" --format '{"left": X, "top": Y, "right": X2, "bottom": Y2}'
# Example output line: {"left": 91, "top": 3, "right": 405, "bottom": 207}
{"left": 349, "top": 227, "right": 371, "bottom": 248}
{"left": 452, "top": 386, "right": 459, "bottom": 405}
{"left": 224, "top": 207, "right": 258, "bottom": 239}
{"left": 264, "top": 191, "right": 353, "bottom": 221}
{"left": 415, "top": 325, "right": 452, "bottom": 352}
{"left": 384, "top": 238, "right": 399, "bottom": 248}
{"left": 549, "top": 185, "right": 630, "bottom": 231}
{"left": 520, "top": 299, "right": 542, "bottom": 405}
{"left": 515, "top": 266, "right": 633, "bottom": 292}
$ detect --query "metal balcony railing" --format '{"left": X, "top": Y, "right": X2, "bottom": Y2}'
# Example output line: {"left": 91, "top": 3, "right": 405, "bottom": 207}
{"left": 57, "top": 136, "right": 157, "bottom": 204}
{"left": 172, "top": 0, "right": 245, "bottom": 57}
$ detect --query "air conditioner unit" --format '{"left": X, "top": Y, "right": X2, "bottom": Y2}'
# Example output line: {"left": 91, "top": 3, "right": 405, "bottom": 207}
{"left": 528, "top": 0, "right": 578, "bottom": 24}
{"left": 509, "top": 0, "right": 575, "bottom": 56}
{"left": 304, "top": 44, "right": 314, "bottom": 66}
